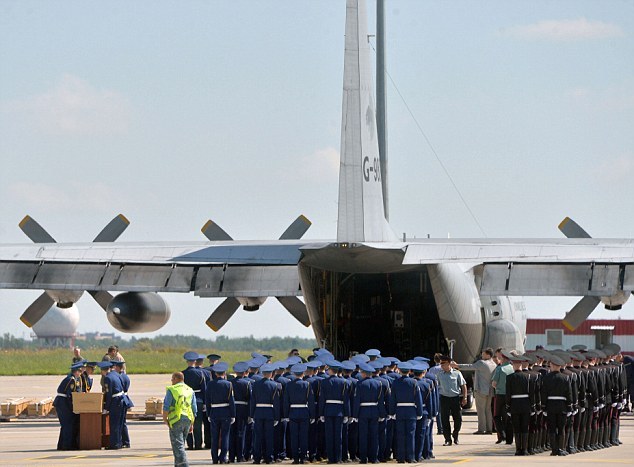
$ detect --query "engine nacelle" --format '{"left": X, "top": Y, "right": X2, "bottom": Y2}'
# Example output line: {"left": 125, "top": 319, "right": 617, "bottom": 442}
{"left": 601, "top": 290, "right": 630, "bottom": 311}
{"left": 106, "top": 292, "right": 171, "bottom": 333}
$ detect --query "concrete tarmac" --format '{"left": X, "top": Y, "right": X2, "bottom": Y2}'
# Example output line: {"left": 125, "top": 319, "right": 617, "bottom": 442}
{"left": 1, "top": 375, "right": 633, "bottom": 466}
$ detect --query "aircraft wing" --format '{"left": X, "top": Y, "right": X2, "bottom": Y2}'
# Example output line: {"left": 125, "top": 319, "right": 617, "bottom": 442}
{"left": 0, "top": 240, "right": 326, "bottom": 297}
{"left": 401, "top": 238, "right": 634, "bottom": 296}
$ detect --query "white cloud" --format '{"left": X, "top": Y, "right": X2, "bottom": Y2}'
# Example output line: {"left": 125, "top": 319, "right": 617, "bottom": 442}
{"left": 4, "top": 74, "right": 131, "bottom": 136}
{"left": 503, "top": 18, "right": 624, "bottom": 41}
{"left": 7, "top": 181, "right": 126, "bottom": 213}
{"left": 293, "top": 146, "right": 340, "bottom": 180}
{"left": 564, "top": 83, "right": 634, "bottom": 110}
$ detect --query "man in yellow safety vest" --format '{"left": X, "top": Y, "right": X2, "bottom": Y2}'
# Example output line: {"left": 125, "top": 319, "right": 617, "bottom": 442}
{"left": 163, "top": 372, "right": 198, "bottom": 466}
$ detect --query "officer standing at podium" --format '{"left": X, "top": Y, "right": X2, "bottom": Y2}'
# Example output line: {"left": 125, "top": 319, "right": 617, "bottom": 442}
{"left": 99, "top": 361, "right": 125, "bottom": 450}
{"left": 53, "top": 362, "right": 83, "bottom": 450}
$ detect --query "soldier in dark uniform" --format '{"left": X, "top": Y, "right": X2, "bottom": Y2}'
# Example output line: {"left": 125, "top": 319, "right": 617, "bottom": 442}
{"left": 230, "top": 361, "right": 252, "bottom": 463}
{"left": 53, "top": 362, "right": 83, "bottom": 450}
{"left": 318, "top": 359, "right": 349, "bottom": 464}
{"left": 304, "top": 361, "right": 323, "bottom": 462}
{"left": 183, "top": 351, "right": 207, "bottom": 450}
{"left": 352, "top": 362, "right": 385, "bottom": 464}
{"left": 205, "top": 361, "right": 235, "bottom": 464}
{"left": 540, "top": 354, "right": 573, "bottom": 456}
{"left": 112, "top": 360, "right": 133, "bottom": 448}
{"left": 412, "top": 361, "right": 431, "bottom": 462}
{"left": 389, "top": 361, "right": 423, "bottom": 463}
{"left": 273, "top": 361, "right": 291, "bottom": 461}
{"left": 504, "top": 352, "right": 532, "bottom": 455}
{"left": 568, "top": 351, "right": 588, "bottom": 453}
{"left": 283, "top": 363, "right": 315, "bottom": 464}
{"left": 250, "top": 363, "right": 281, "bottom": 464}
{"left": 369, "top": 361, "right": 390, "bottom": 461}
{"left": 341, "top": 360, "right": 358, "bottom": 462}
{"left": 522, "top": 353, "right": 542, "bottom": 454}
{"left": 198, "top": 353, "right": 214, "bottom": 449}
{"left": 99, "top": 360, "right": 125, "bottom": 450}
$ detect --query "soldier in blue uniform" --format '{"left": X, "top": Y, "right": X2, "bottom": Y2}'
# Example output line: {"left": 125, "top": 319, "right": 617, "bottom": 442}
{"left": 81, "top": 361, "right": 97, "bottom": 392}
{"left": 183, "top": 351, "right": 207, "bottom": 450}
{"left": 250, "top": 363, "right": 281, "bottom": 464}
{"left": 112, "top": 360, "right": 134, "bottom": 448}
{"left": 369, "top": 360, "right": 390, "bottom": 461}
{"left": 205, "top": 361, "right": 236, "bottom": 464}
{"left": 341, "top": 360, "right": 358, "bottom": 461}
{"left": 99, "top": 361, "right": 125, "bottom": 450}
{"left": 318, "top": 359, "right": 349, "bottom": 464}
{"left": 245, "top": 357, "right": 266, "bottom": 461}
{"left": 274, "top": 361, "right": 291, "bottom": 461}
{"left": 423, "top": 368, "right": 439, "bottom": 459}
{"left": 198, "top": 353, "right": 214, "bottom": 449}
{"left": 53, "top": 362, "right": 83, "bottom": 450}
{"left": 304, "top": 361, "right": 323, "bottom": 462}
{"left": 352, "top": 362, "right": 385, "bottom": 464}
{"left": 230, "top": 361, "right": 252, "bottom": 463}
{"left": 389, "top": 361, "right": 423, "bottom": 463}
{"left": 412, "top": 362, "right": 431, "bottom": 462}
{"left": 283, "top": 363, "right": 315, "bottom": 464}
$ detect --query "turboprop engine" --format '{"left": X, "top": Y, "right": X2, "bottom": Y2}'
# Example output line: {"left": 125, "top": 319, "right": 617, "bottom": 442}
{"left": 106, "top": 292, "right": 171, "bottom": 333}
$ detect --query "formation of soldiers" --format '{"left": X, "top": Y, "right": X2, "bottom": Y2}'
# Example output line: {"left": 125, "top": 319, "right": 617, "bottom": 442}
{"left": 184, "top": 348, "right": 439, "bottom": 464}
{"left": 502, "top": 343, "right": 629, "bottom": 456}
{"left": 53, "top": 358, "right": 133, "bottom": 450}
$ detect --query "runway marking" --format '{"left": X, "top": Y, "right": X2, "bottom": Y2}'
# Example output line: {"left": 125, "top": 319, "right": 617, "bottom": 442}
{"left": 453, "top": 459, "right": 473, "bottom": 464}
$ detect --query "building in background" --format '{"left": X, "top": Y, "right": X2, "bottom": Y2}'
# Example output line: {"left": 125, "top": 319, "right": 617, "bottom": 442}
{"left": 526, "top": 319, "right": 634, "bottom": 355}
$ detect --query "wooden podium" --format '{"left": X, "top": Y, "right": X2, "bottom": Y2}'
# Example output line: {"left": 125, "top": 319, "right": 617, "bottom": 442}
{"left": 78, "top": 413, "right": 110, "bottom": 450}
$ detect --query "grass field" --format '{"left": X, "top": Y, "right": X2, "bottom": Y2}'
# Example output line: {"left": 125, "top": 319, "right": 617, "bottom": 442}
{"left": 0, "top": 348, "right": 314, "bottom": 376}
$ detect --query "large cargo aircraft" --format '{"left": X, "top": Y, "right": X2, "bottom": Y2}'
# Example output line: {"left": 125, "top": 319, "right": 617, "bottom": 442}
{"left": 1, "top": 0, "right": 633, "bottom": 362}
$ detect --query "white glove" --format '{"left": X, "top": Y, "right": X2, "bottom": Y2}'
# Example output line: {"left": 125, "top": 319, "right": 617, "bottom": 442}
{"left": 319, "top": 416, "right": 325, "bottom": 423}
{"left": 350, "top": 418, "right": 357, "bottom": 424}
{"left": 102, "top": 410, "right": 109, "bottom": 415}
{"left": 623, "top": 399, "right": 628, "bottom": 405}
{"left": 543, "top": 412, "right": 547, "bottom": 417}
{"left": 389, "top": 414, "right": 396, "bottom": 420}
{"left": 208, "top": 416, "right": 212, "bottom": 423}
{"left": 599, "top": 403, "right": 605, "bottom": 409}
{"left": 425, "top": 419, "right": 431, "bottom": 427}
{"left": 203, "top": 405, "right": 207, "bottom": 412}
{"left": 230, "top": 418, "right": 235, "bottom": 425}
{"left": 273, "top": 420, "right": 278, "bottom": 426}
{"left": 310, "top": 419, "right": 315, "bottom": 424}
{"left": 530, "top": 412, "right": 535, "bottom": 416}
{"left": 617, "top": 403, "right": 623, "bottom": 409}
{"left": 378, "top": 418, "right": 385, "bottom": 423}
{"left": 248, "top": 417, "right": 254, "bottom": 424}
{"left": 282, "top": 418, "right": 289, "bottom": 423}
{"left": 580, "top": 407, "right": 585, "bottom": 413}
{"left": 593, "top": 407, "right": 599, "bottom": 413}
{"left": 566, "top": 412, "right": 572, "bottom": 417}
{"left": 343, "top": 417, "right": 349, "bottom": 424}
{"left": 416, "top": 415, "right": 422, "bottom": 420}
{"left": 573, "top": 409, "right": 578, "bottom": 415}
{"left": 612, "top": 403, "right": 617, "bottom": 408}
{"left": 507, "top": 413, "right": 511, "bottom": 418}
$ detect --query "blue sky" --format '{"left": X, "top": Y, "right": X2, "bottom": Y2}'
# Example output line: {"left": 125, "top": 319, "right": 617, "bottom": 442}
{"left": 1, "top": 0, "right": 633, "bottom": 340}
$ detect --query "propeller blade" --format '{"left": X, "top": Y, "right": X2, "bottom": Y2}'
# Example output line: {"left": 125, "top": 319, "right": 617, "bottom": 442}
{"left": 18, "top": 216, "right": 56, "bottom": 243}
{"left": 206, "top": 297, "right": 241, "bottom": 331}
{"left": 89, "top": 290, "right": 115, "bottom": 311}
{"left": 19, "top": 292, "right": 55, "bottom": 327}
{"left": 562, "top": 296, "right": 601, "bottom": 331}
{"left": 279, "top": 215, "right": 312, "bottom": 240}
{"left": 93, "top": 214, "right": 130, "bottom": 242}
{"left": 201, "top": 220, "right": 233, "bottom": 241}
{"left": 558, "top": 217, "right": 591, "bottom": 239}
{"left": 276, "top": 296, "right": 311, "bottom": 327}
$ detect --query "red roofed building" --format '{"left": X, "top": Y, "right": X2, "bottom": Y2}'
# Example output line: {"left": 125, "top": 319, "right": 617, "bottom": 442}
{"left": 525, "top": 319, "right": 634, "bottom": 355}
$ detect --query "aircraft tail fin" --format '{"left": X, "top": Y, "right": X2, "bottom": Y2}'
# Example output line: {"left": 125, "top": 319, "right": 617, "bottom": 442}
{"left": 337, "top": 0, "right": 396, "bottom": 243}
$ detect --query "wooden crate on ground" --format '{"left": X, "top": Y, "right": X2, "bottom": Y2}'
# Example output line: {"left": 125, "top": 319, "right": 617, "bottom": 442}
{"left": 27, "top": 397, "right": 54, "bottom": 416}
{"left": 1, "top": 398, "right": 33, "bottom": 417}
{"left": 145, "top": 397, "right": 163, "bottom": 415}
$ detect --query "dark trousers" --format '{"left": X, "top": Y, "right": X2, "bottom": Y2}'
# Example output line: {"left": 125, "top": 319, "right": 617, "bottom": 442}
{"left": 422, "top": 419, "right": 434, "bottom": 459}
{"left": 440, "top": 395, "right": 462, "bottom": 442}
{"left": 324, "top": 416, "right": 343, "bottom": 463}
{"left": 289, "top": 418, "right": 309, "bottom": 462}
{"left": 415, "top": 416, "right": 428, "bottom": 461}
{"left": 187, "top": 403, "right": 204, "bottom": 449}
{"left": 395, "top": 418, "right": 416, "bottom": 462}
{"left": 511, "top": 411, "right": 530, "bottom": 435}
{"left": 253, "top": 419, "right": 275, "bottom": 463}
{"left": 229, "top": 417, "right": 247, "bottom": 461}
{"left": 245, "top": 421, "right": 253, "bottom": 459}
{"left": 308, "top": 419, "right": 318, "bottom": 460}
{"left": 108, "top": 401, "right": 124, "bottom": 449}
{"left": 384, "top": 417, "right": 394, "bottom": 460}
{"left": 377, "top": 417, "right": 387, "bottom": 460}
{"left": 211, "top": 418, "right": 231, "bottom": 462}
{"left": 55, "top": 402, "right": 76, "bottom": 450}
{"left": 121, "top": 407, "right": 130, "bottom": 447}
{"left": 203, "top": 410, "right": 211, "bottom": 448}
{"left": 494, "top": 395, "right": 513, "bottom": 443}
{"left": 347, "top": 419, "right": 358, "bottom": 460}
{"left": 358, "top": 417, "right": 379, "bottom": 462}
{"left": 274, "top": 419, "right": 287, "bottom": 459}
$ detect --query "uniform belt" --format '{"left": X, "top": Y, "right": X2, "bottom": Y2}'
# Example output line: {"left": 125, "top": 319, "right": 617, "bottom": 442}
{"left": 56, "top": 393, "right": 68, "bottom": 398}
{"left": 235, "top": 401, "right": 248, "bottom": 405}
{"left": 548, "top": 396, "right": 566, "bottom": 400}
{"left": 326, "top": 400, "right": 344, "bottom": 404}
{"left": 290, "top": 404, "right": 308, "bottom": 408}
{"left": 397, "top": 403, "right": 416, "bottom": 407}
{"left": 511, "top": 394, "right": 529, "bottom": 399}
{"left": 193, "top": 389, "right": 202, "bottom": 393}
{"left": 113, "top": 391, "right": 124, "bottom": 397}
{"left": 256, "top": 403, "right": 274, "bottom": 408}
{"left": 211, "top": 403, "right": 230, "bottom": 408}
{"left": 360, "top": 402, "right": 378, "bottom": 406}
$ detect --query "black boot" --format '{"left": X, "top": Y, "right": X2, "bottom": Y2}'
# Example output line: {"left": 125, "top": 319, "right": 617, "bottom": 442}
{"left": 550, "top": 434, "right": 558, "bottom": 456}
{"left": 521, "top": 433, "right": 529, "bottom": 456}
{"left": 610, "top": 422, "right": 618, "bottom": 446}
{"left": 558, "top": 434, "right": 568, "bottom": 456}
{"left": 514, "top": 432, "right": 523, "bottom": 455}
